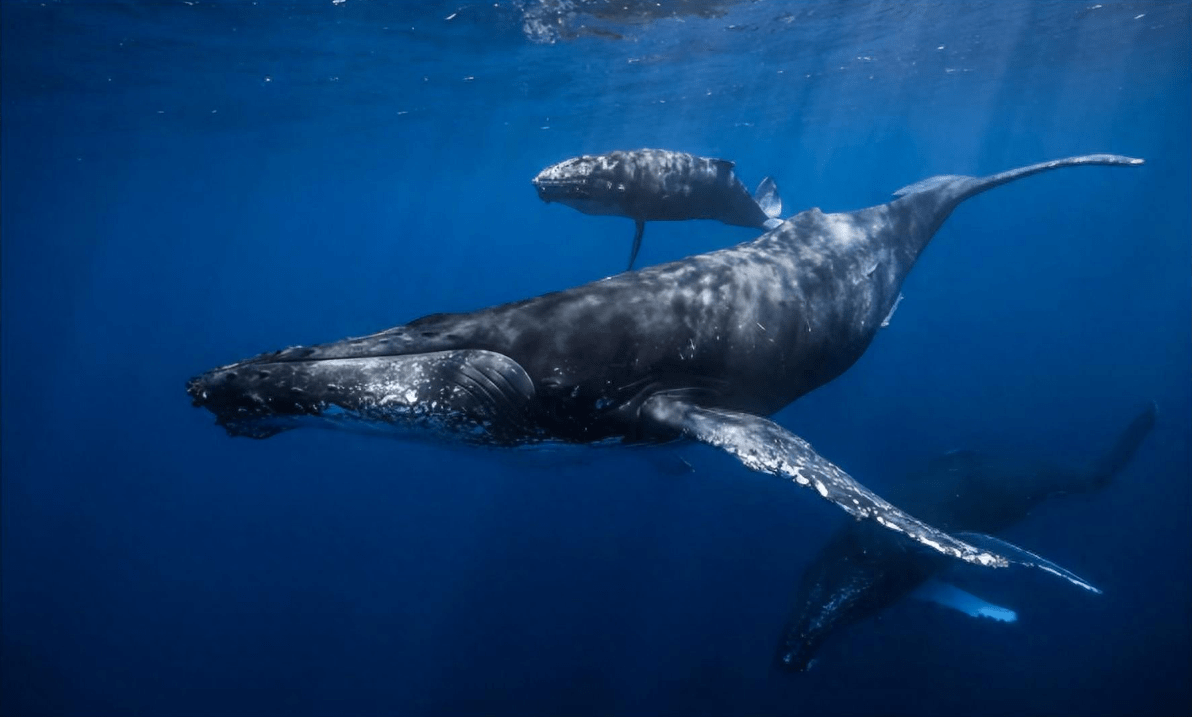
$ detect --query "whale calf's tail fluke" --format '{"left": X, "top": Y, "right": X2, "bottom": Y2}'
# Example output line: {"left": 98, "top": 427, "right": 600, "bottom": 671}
{"left": 755, "top": 176, "right": 783, "bottom": 230}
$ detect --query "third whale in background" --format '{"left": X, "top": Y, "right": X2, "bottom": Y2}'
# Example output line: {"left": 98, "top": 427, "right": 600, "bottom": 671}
{"left": 778, "top": 403, "right": 1158, "bottom": 672}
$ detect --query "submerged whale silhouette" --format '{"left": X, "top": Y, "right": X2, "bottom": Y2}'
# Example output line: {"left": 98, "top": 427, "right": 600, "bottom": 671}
{"left": 187, "top": 154, "right": 1144, "bottom": 583}
{"left": 532, "top": 149, "right": 782, "bottom": 269}
{"left": 778, "top": 403, "right": 1158, "bottom": 671}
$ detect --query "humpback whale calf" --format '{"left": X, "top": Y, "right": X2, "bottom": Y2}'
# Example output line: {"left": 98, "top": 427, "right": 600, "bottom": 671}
{"left": 778, "top": 403, "right": 1158, "bottom": 672}
{"left": 532, "top": 148, "right": 782, "bottom": 269}
{"left": 187, "top": 154, "right": 1142, "bottom": 574}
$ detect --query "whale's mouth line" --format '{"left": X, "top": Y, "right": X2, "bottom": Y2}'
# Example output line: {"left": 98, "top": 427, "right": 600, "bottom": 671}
{"left": 533, "top": 179, "right": 589, "bottom": 192}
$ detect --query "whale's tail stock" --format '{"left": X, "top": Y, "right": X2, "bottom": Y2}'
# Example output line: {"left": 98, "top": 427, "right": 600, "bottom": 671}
{"left": 891, "top": 154, "right": 1145, "bottom": 248}
{"left": 893, "top": 153, "right": 1144, "bottom": 201}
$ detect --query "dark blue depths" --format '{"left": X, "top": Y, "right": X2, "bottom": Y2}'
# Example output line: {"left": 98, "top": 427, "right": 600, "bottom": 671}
{"left": 1, "top": 2, "right": 1189, "bottom": 716}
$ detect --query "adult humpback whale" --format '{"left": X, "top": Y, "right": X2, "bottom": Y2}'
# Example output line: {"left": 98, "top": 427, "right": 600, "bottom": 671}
{"left": 778, "top": 403, "right": 1158, "bottom": 672}
{"left": 532, "top": 149, "right": 781, "bottom": 269}
{"left": 187, "top": 154, "right": 1142, "bottom": 571}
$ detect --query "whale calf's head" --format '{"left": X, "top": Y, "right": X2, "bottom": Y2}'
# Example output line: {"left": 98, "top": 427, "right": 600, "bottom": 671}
{"left": 532, "top": 155, "right": 629, "bottom": 216}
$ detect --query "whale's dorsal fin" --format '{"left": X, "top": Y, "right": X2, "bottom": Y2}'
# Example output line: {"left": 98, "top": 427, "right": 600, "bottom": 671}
{"left": 893, "top": 174, "right": 965, "bottom": 197}
{"left": 640, "top": 395, "right": 1011, "bottom": 568}
{"left": 911, "top": 579, "right": 1018, "bottom": 623}
{"left": 711, "top": 158, "right": 736, "bottom": 171}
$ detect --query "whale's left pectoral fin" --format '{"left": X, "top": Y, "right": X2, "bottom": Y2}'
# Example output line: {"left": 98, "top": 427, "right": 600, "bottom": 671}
{"left": 911, "top": 579, "right": 1018, "bottom": 623}
{"left": 627, "top": 220, "right": 645, "bottom": 270}
{"left": 641, "top": 396, "right": 1009, "bottom": 568}
{"left": 954, "top": 532, "right": 1102, "bottom": 594}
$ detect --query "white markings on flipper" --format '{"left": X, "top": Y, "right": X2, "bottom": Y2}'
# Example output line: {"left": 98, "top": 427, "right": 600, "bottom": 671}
{"left": 954, "top": 532, "right": 1102, "bottom": 594}
{"left": 911, "top": 579, "right": 1018, "bottom": 623}
{"left": 640, "top": 395, "right": 1010, "bottom": 568}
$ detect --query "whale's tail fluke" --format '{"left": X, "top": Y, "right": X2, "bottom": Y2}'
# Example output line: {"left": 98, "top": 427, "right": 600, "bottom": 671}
{"left": 891, "top": 153, "right": 1144, "bottom": 256}
{"left": 1089, "top": 401, "right": 1158, "bottom": 488}
{"left": 894, "top": 154, "right": 1145, "bottom": 202}
{"left": 755, "top": 176, "right": 782, "bottom": 230}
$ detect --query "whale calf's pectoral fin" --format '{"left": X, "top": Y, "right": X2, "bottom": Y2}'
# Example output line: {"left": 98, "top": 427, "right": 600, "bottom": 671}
{"left": 627, "top": 220, "right": 645, "bottom": 270}
{"left": 754, "top": 176, "right": 782, "bottom": 219}
{"left": 911, "top": 579, "right": 1018, "bottom": 623}
{"left": 640, "top": 395, "right": 1009, "bottom": 568}
{"left": 954, "top": 532, "right": 1102, "bottom": 594}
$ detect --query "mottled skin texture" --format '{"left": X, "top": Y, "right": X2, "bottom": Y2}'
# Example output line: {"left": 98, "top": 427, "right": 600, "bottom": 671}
{"left": 533, "top": 149, "right": 776, "bottom": 226}
{"left": 193, "top": 205, "right": 901, "bottom": 443}
{"left": 532, "top": 149, "right": 781, "bottom": 268}
{"left": 779, "top": 403, "right": 1158, "bottom": 672}
{"left": 187, "top": 155, "right": 1142, "bottom": 571}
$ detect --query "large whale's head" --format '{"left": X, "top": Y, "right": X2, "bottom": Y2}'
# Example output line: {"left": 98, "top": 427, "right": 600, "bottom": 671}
{"left": 532, "top": 154, "right": 630, "bottom": 217}
{"left": 186, "top": 344, "right": 536, "bottom": 444}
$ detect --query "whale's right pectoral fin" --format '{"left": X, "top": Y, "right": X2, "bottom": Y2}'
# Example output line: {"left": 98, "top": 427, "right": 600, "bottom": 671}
{"left": 911, "top": 579, "right": 1018, "bottom": 623}
{"left": 640, "top": 395, "right": 1009, "bottom": 568}
{"left": 627, "top": 220, "right": 645, "bottom": 270}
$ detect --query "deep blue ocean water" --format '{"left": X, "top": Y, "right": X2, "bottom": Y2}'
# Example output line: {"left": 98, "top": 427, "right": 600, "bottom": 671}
{"left": 2, "top": 2, "right": 1190, "bottom": 715}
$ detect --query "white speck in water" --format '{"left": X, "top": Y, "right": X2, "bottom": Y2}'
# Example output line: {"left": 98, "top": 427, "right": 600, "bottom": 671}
{"left": 937, "top": 45, "right": 945, "bottom": 50}
{"left": 445, "top": 12, "right": 457, "bottom": 20}
{"left": 1134, "top": 13, "right": 1145, "bottom": 19}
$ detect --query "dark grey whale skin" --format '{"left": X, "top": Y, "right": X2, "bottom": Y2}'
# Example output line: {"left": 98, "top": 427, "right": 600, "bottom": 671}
{"left": 532, "top": 149, "right": 781, "bottom": 269}
{"left": 187, "top": 154, "right": 1142, "bottom": 568}
{"left": 777, "top": 403, "right": 1158, "bottom": 672}
{"left": 532, "top": 149, "right": 776, "bottom": 227}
